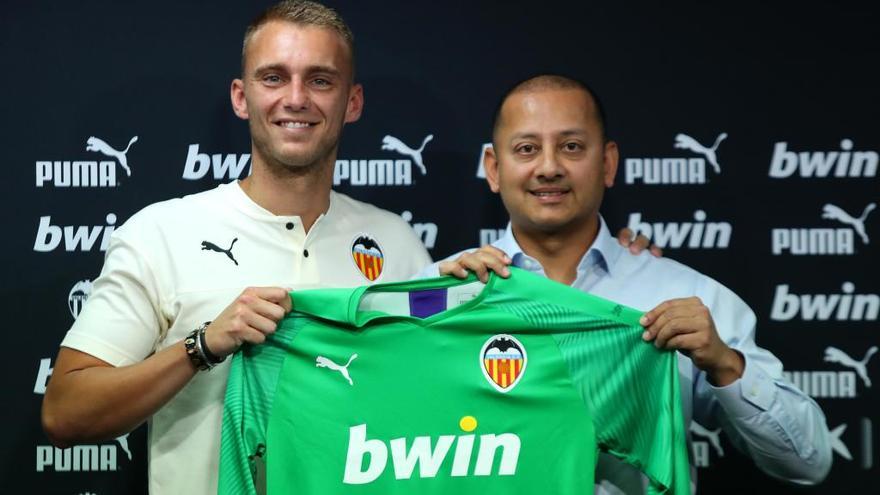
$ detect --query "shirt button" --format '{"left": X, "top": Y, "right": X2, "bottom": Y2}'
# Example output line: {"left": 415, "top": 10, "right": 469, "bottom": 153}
{"left": 303, "top": 249, "right": 310, "bottom": 258}
{"left": 285, "top": 222, "right": 295, "bottom": 230}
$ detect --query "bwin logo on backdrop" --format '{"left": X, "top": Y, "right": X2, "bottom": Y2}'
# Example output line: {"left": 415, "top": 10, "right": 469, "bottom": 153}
{"left": 624, "top": 132, "right": 727, "bottom": 185}
{"left": 769, "top": 139, "right": 878, "bottom": 178}
{"left": 770, "top": 282, "right": 879, "bottom": 321}
{"left": 401, "top": 211, "right": 438, "bottom": 249}
{"left": 36, "top": 434, "right": 132, "bottom": 472}
{"left": 335, "top": 134, "right": 433, "bottom": 186}
{"left": 771, "top": 202, "right": 876, "bottom": 255}
{"left": 36, "top": 135, "right": 138, "bottom": 187}
{"left": 626, "top": 210, "right": 732, "bottom": 249}
{"left": 33, "top": 214, "right": 117, "bottom": 252}
{"left": 182, "top": 144, "right": 251, "bottom": 180}
{"left": 68, "top": 279, "right": 93, "bottom": 319}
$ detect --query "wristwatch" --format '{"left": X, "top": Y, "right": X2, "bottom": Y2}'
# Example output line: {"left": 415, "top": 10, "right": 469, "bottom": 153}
{"left": 184, "top": 321, "right": 225, "bottom": 371}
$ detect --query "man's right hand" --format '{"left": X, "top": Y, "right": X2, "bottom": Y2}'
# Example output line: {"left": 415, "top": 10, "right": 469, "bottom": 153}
{"left": 439, "top": 246, "right": 512, "bottom": 283}
{"left": 204, "top": 287, "right": 293, "bottom": 359}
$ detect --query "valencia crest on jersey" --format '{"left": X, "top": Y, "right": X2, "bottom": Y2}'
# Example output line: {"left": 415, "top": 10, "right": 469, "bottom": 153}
{"left": 480, "top": 334, "right": 527, "bottom": 393}
{"left": 351, "top": 234, "right": 384, "bottom": 281}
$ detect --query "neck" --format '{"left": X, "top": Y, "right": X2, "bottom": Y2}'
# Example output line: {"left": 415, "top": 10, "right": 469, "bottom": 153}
{"left": 239, "top": 152, "right": 335, "bottom": 232}
{"left": 512, "top": 215, "right": 600, "bottom": 285}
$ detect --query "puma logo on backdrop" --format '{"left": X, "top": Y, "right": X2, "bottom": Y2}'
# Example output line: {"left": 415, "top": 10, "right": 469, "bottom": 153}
{"left": 825, "top": 346, "right": 878, "bottom": 387}
{"left": 316, "top": 354, "right": 358, "bottom": 385}
{"left": 823, "top": 203, "right": 877, "bottom": 244}
{"left": 674, "top": 133, "right": 727, "bottom": 174}
{"left": 382, "top": 134, "right": 433, "bottom": 175}
{"left": 86, "top": 136, "right": 139, "bottom": 176}
{"left": 201, "top": 238, "right": 239, "bottom": 265}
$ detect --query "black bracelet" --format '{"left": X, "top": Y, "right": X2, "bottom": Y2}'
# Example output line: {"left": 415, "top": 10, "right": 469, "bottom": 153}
{"left": 198, "top": 321, "right": 226, "bottom": 365}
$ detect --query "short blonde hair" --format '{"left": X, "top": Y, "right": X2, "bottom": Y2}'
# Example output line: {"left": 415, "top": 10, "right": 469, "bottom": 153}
{"left": 241, "top": 0, "right": 355, "bottom": 77}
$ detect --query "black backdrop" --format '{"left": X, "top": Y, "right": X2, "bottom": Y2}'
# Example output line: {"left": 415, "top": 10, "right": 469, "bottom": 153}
{"left": 3, "top": 1, "right": 878, "bottom": 493}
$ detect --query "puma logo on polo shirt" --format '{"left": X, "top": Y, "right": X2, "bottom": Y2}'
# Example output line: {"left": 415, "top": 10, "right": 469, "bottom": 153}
{"left": 201, "top": 238, "right": 239, "bottom": 265}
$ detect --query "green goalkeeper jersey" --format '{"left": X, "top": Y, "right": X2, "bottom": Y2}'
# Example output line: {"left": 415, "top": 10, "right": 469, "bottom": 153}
{"left": 218, "top": 267, "right": 690, "bottom": 495}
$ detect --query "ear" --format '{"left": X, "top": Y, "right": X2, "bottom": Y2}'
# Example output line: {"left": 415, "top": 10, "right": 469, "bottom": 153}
{"left": 602, "top": 140, "right": 619, "bottom": 188}
{"left": 230, "top": 79, "right": 249, "bottom": 120}
{"left": 344, "top": 83, "right": 364, "bottom": 123}
{"left": 484, "top": 144, "right": 501, "bottom": 193}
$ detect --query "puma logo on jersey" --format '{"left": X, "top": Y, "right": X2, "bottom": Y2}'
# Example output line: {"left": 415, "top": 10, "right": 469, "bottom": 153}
{"left": 825, "top": 346, "right": 877, "bottom": 387}
{"left": 823, "top": 203, "right": 876, "bottom": 244}
{"left": 689, "top": 422, "right": 724, "bottom": 457}
{"left": 86, "top": 136, "right": 138, "bottom": 177}
{"left": 343, "top": 421, "right": 520, "bottom": 484}
{"left": 316, "top": 354, "right": 358, "bottom": 385}
{"left": 382, "top": 134, "right": 433, "bottom": 175}
{"left": 674, "top": 133, "right": 727, "bottom": 174}
{"left": 201, "top": 238, "right": 238, "bottom": 265}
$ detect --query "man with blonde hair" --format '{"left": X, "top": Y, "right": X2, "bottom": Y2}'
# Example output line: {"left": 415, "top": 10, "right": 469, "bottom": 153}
{"left": 42, "top": 2, "right": 430, "bottom": 493}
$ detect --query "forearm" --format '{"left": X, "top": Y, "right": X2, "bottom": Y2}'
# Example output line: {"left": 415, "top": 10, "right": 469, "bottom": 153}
{"left": 710, "top": 367, "right": 832, "bottom": 484}
{"left": 42, "top": 342, "right": 197, "bottom": 447}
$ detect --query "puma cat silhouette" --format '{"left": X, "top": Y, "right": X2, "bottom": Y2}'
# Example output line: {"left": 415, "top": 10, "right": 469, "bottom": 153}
{"left": 690, "top": 422, "right": 724, "bottom": 457}
{"left": 201, "top": 238, "right": 239, "bottom": 265}
{"left": 822, "top": 203, "right": 876, "bottom": 244}
{"left": 674, "top": 132, "right": 727, "bottom": 174}
{"left": 824, "top": 346, "right": 877, "bottom": 387}
{"left": 85, "top": 136, "right": 138, "bottom": 176}
{"left": 316, "top": 353, "right": 358, "bottom": 385}
{"left": 381, "top": 134, "right": 433, "bottom": 175}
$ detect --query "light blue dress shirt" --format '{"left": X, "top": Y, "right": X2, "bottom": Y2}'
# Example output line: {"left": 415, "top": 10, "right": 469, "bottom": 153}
{"left": 417, "top": 217, "right": 832, "bottom": 493}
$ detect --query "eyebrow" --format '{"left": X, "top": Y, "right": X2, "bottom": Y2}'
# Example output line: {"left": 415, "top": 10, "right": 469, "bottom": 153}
{"left": 252, "top": 63, "right": 342, "bottom": 78}
{"left": 508, "top": 129, "right": 587, "bottom": 141}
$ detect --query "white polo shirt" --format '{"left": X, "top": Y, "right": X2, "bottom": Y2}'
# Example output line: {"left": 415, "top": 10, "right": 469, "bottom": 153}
{"left": 61, "top": 181, "right": 432, "bottom": 495}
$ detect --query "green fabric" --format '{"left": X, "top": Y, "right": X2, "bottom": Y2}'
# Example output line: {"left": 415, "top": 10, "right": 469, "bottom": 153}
{"left": 219, "top": 267, "right": 690, "bottom": 494}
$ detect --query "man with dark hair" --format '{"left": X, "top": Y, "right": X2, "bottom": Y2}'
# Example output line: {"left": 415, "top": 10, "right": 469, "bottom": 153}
{"left": 424, "top": 74, "right": 832, "bottom": 493}
{"left": 42, "top": 2, "right": 431, "bottom": 494}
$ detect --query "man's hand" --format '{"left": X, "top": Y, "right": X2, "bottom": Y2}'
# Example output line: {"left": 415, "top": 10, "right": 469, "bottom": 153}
{"left": 616, "top": 228, "right": 663, "bottom": 257}
{"left": 439, "top": 246, "right": 511, "bottom": 282}
{"left": 203, "top": 287, "right": 293, "bottom": 358}
{"left": 640, "top": 297, "right": 744, "bottom": 386}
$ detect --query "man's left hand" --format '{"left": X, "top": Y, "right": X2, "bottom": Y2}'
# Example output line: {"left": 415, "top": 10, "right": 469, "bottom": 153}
{"left": 640, "top": 297, "right": 744, "bottom": 386}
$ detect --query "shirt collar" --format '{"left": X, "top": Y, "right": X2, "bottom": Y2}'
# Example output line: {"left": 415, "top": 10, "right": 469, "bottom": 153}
{"left": 491, "top": 215, "right": 618, "bottom": 277}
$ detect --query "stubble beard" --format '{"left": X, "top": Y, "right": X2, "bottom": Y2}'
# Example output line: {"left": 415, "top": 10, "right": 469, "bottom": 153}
{"left": 251, "top": 124, "right": 341, "bottom": 179}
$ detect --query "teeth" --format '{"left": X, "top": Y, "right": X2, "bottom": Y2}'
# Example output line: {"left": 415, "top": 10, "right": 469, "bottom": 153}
{"left": 281, "top": 122, "right": 311, "bottom": 128}
{"left": 533, "top": 191, "right": 564, "bottom": 196}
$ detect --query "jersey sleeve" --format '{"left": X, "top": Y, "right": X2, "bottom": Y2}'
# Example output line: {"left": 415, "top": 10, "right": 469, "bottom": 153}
{"left": 218, "top": 317, "right": 302, "bottom": 495}
{"left": 555, "top": 327, "right": 691, "bottom": 495}
{"left": 61, "top": 233, "right": 166, "bottom": 365}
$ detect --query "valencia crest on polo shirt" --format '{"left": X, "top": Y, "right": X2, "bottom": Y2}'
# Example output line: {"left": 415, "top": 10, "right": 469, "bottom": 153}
{"left": 351, "top": 234, "right": 384, "bottom": 281}
{"left": 480, "top": 334, "right": 527, "bottom": 393}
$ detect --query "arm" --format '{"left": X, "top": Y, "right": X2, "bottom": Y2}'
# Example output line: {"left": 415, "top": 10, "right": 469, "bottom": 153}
{"left": 641, "top": 283, "right": 832, "bottom": 485}
{"left": 41, "top": 234, "right": 292, "bottom": 446}
{"left": 43, "top": 286, "right": 292, "bottom": 447}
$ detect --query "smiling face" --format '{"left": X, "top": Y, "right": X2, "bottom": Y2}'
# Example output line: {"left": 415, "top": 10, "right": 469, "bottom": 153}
{"left": 231, "top": 21, "right": 363, "bottom": 174}
{"left": 485, "top": 87, "right": 618, "bottom": 237}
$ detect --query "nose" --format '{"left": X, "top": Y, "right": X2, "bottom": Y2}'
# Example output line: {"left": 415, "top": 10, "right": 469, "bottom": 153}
{"left": 283, "top": 77, "right": 310, "bottom": 110}
{"left": 535, "top": 148, "right": 564, "bottom": 180}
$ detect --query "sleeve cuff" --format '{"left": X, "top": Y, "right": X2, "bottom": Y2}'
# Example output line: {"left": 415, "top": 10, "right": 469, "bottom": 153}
{"left": 709, "top": 352, "right": 776, "bottom": 418}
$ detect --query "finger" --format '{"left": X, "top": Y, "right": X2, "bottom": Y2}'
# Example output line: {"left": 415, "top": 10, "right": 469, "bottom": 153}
{"left": 249, "top": 296, "right": 288, "bottom": 322}
{"left": 645, "top": 305, "right": 699, "bottom": 343}
{"left": 477, "top": 245, "right": 513, "bottom": 264}
{"left": 653, "top": 314, "right": 703, "bottom": 349}
{"left": 245, "top": 287, "right": 292, "bottom": 306}
{"left": 240, "top": 327, "right": 268, "bottom": 345}
{"left": 458, "top": 256, "right": 491, "bottom": 283}
{"left": 244, "top": 311, "right": 280, "bottom": 335}
{"left": 650, "top": 245, "right": 664, "bottom": 258}
{"left": 629, "top": 234, "right": 651, "bottom": 254}
{"left": 439, "top": 261, "right": 469, "bottom": 279}
{"left": 642, "top": 297, "right": 702, "bottom": 326}
{"left": 463, "top": 252, "right": 510, "bottom": 278}
{"left": 617, "top": 228, "right": 634, "bottom": 247}
{"left": 663, "top": 334, "right": 695, "bottom": 354}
